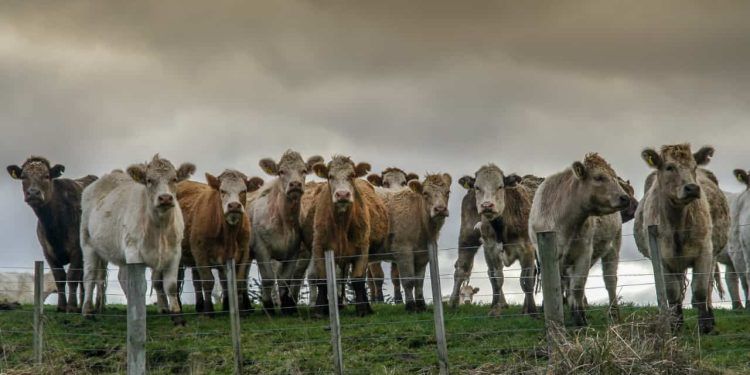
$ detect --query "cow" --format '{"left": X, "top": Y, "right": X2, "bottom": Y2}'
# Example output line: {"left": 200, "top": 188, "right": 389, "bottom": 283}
{"left": 634, "top": 144, "right": 729, "bottom": 334}
{"left": 245, "top": 150, "right": 323, "bottom": 315}
{"left": 80, "top": 154, "right": 195, "bottom": 325}
{"left": 529, "top": 153, "right": 630, "bottom": 326}
{"left": 7, "top": 156, "right": 97, "bottom": 312}
{"left": 369, "top": 173, "right": 452, "bottom": 312}
{"left": 177, "top": 170, "right": 263, "bottom": 317}
{"left": 723, "top": 170, "right": 750, "bottom": 310}
{"left": 449, "top": 165, "right": 536, "bottom": 317}
{"left": 365, "top": 167, "right": 419, "bottom": 304}
{"left": 458, "top": 281, "right": 480, "bottom": 305}
{"left": 0, "top": 272, "right": 57, "bottom": 308}
{"left": 310, "top": 156, "right": 389, "bottom": 317}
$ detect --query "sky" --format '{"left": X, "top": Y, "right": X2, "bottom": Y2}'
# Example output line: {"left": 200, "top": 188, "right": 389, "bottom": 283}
{"left": 1, "top": 1, "right": 749, "bottom": 307}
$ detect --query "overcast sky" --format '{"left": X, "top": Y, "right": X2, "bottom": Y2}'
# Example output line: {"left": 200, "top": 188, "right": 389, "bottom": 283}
{"left": 2, "top": 1, "right": 749, "bottom": 306}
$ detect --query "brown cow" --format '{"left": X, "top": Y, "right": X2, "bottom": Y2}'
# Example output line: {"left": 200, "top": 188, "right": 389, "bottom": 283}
{"left": 310, "top": 156, "right": 389, "bottom": 316}
{"left": 365, "top": 167, "right": 419, "bottom": 303}
{"left": 177, "top": 170, "right": 263, "bottom": 316}
{"left": 7, "top": 157, "right": 97, "bottom": 312}
{"left": 634, "top": 144, "right": 728, "bottom": 333}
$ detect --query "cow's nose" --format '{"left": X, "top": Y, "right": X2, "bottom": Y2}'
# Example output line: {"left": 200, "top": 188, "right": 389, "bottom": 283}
{"left": 158, "top": 194, "right": 174, "bottom": 206}
{"left": 27, "top": 188, "right": 41, "bottom": 198}
{"left": 618, "top": 195, "right": 630, "bottom": 207}
{"left": 434, "top": 205, "right": 447, "bottom": 214}
{"left": 288, "top": 181, "right": 302, "bottom": 191}
{"left": 227, "top": 202, "right": 242, "bottom": 212}
{"left": 683, "top": 184, "right": 700, "bottom": 197}
{"left": 481, "top": 202, "right": 494, "bottom": 210}
{"left": 464, "top": 300, "right": 471, "bottom": 305}
{"left": 335, "top": 191, "right": 351, "bottom": 201}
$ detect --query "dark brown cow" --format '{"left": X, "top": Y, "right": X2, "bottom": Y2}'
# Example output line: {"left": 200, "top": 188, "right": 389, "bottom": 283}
{"left": 7, "top": 157, "right": 96, "bottom": 312}
{"left": 310, "top": 156, "right": 389, "bottom": 317}
{"left": 177, "top": 171, "right": 263, "bottom": 316}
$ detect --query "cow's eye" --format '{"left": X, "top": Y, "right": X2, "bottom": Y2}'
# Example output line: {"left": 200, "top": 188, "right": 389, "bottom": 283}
{"left": 594, "top": 175, "right": 605, "bottom": 182}
{"left": 496, "top": 186, "right": 503, "bottom": 191}
{"left": 146, "top": 178, "right": 153, "bottom": 185}
{"left": 279, "top": 170, "right": 285, "bottom": 176}
{"left": 172, "top": 177, "right": 177, "bottom": 182}
{"left": 220, "top": 190, "right": 228, "bottom": 195}
{"left": 666, "top": 165, "right": 676, "bottom": 172}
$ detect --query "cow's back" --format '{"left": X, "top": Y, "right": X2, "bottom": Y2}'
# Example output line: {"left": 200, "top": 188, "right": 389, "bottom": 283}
{"left": 176, "top": 181, "right": 214, "bottom": 262}
{"left": 699, "top": 169, "right": 729, "bottom": 256}
{"left": 378, "top": 189, "right": 424, "bottom": 249}
{"left": 355, "top": 179, "right": 389, "bottom": 250}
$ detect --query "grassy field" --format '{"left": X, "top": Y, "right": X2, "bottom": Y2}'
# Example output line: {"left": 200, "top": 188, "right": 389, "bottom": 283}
{"left": 1, "top": 303, "right": 749, "bottom": 374}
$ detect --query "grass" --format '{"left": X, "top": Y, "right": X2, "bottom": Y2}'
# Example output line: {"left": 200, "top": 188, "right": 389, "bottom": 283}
{"left": 1, "top": 303, "right": 749, "bottom": 374}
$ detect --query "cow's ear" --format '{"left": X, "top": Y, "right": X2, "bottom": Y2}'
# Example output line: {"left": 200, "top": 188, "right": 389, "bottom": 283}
{"left": 313, "top": 163, "right": 328, "bottom": 179}
{"left": 206, "top": 173, "right": 220, "bottom": 189}
{"left": 176, "top": 163, "right": 196, "bottom": 182}
{"left": 7, "top": 165, "right": 22, "bottom": 180}
{"left": 458, "top": 176, "right": 475, "bottom": 189}
{"left": 246, "top": 177, "right": 264, "bottom": 192}
{"left": 50, "top": 164, "right": 65, "bottom": 179}
{"left": 354, "top": 162, "right": 371, "bottom": 178}
{"left": 504, "top": 174, "right": 521, "bottom": 187}
{"left": 259, "top": 158, "right": 278, "bottom": 176}
{"left": 572, "top": 162, "right": 587, "bottom": 179}
{"left": 641, "top": 148, "right": 662, "bottom": 169}
{"left": 694, "top": 146, "right": 715, "bottom": 166}
{"left": 305, "top": 156, "right": 324, "bottom": 173}
{"left": 734, "top": 169, "right": 749, "bottom": 186}
{"left": 442, "top": 173, "right": 452, "bottom": 186}
{"left": 406, "top": 173, "right": 420, "bottom": 182}
{"left": 472, "top": 287, "right": 479, "bottom": 294}
{"left": 367, "top": 174, "right": 383, "bottom": 186}
{"left": 127, "top": 164, "right": 147, "bottom": 184}
{"left": 408, "top": 180, "right": 423, "bottom": 194}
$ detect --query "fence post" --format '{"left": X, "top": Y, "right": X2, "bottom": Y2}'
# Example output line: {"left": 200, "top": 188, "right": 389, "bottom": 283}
{"left": 126, "top": 263, "right": 147, "bottom": 375}
{"left": 33, "top": 261, "right": 44, "bottom": 365}
{"left": 537, "top": 231, "right": 563, "bottom": 371}
{"left": 325, "top": 250, "right": 344, "bottom": 375}
{"left": 428, "top": 242, "right": 449, "bottom": 375}
{"left": 648, "top": 225, "right": 671, "bottom": 334}
{"left": 226, "top": 258, "right": 243, "bottom": 375}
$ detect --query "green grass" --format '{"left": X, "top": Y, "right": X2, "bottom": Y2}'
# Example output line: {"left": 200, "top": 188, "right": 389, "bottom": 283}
{"left": 1, "top": 303, "right": 749, "bottom": 374}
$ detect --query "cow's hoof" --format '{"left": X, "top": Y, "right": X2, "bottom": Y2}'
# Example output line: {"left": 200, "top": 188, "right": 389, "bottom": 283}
{"left": 608, "top": 306, "right": 620, "bottom": 323}
{"left": 171, "top": 314, "right": 187, "bottom": 326}
{"left": 415, "top": 300, "right": 426, "bottom": 312}
{"left": 356, "top": 303, "right": 373, "bottom": 317}
{"left": 488, "top": 307, "right": 502, "bottom": 317}
{"left": 67, "top": 305, "right": 81, "bottom": 314}
{"left": 572, "top": 310, "right": 588, "bottom": 327}
{"left": 313, "top": 306, "right": 328, "bottom": 318}
{"left": 405, "top": 301, "right": 416, "bottom": 313}
{"left": 281, "top": 306, "right": 298, "bottom": 316}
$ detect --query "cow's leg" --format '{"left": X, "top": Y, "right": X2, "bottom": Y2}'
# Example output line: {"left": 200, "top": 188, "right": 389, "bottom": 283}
{"left": 664, "top": 265, "right": 685, "bottom": 331}
{"left": 49, "top": 262, "right": 68, "bottom": 313}
{"left": 724, "top": 262, "right": 742, "bottom": 310}
{"left": 450, "top": 240, "right": 480, "bottom": 308}
{"left": 693, "top": 254, "right": 714, "bottom": 334}
{"left": 196, "top": 266, "right": 216, "bottom": 317}
{"left": 217, "top": 267, "right": 230, "bottom": 312}
{"left": 254, "top": 245, "right": 277, "bottom": 315}
{"left": 351, "top": 253, "right": 372, "bottom": 317}
{"left": 520, "top": 247, "right": 538, "bottom": 316}
{"left": 94, "top": 257, "right": 107, "bottom": 313}
{"left": 163, "top": 255, "right": 186, "bottom": 326}
{"left": 190, "top": 268, "right": 205, "bottom": 314}
{"left": 67, "top": 257, "right": 83, "bottom": 313}
{"left": 484, "top": 244, "right": 505, "bottom": 316}
{"left": 312, "top": 251, "right": 329, "bottom": 318}
{"left": 367, "top": 263, "right": 384, "bottom": 303}
{"left": 81, "top": 249, "right": 99, "bottom": 317}
{"left": 391, "top": 263, "right": 402, "bottom": 304}
{"left": 278, "top": 259, "right": 300, "bottom": 315}
{"left": 570, "top": 254, "right": 592, "bottom": 327}
{"left": 602, "top": 242, "right": 620, "bottom": 322}
{"left": 413, "top": 256, "right": 429, "bottom": 312}
{"left": 396, "top": 250, "right": 417, "bottom": 312}
{"left": 152, "top": 270, "right": 169, "bottom": 314}
{"left": 237, "top": 251, "right": 253, "bottom": 314}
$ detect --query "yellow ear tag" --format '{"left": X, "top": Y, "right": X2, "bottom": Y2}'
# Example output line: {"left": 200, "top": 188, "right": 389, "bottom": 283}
{"left": 462, "top": 181, "right": 470, "bottom": 189}
{"left": 738, "top": 173, "right": 746, "bottom": 183}
{"left": 10, "top": 170, "right": 18, "bottom": 179}
{"left": 646, "top": 155, "right": 655, "bottom": 167}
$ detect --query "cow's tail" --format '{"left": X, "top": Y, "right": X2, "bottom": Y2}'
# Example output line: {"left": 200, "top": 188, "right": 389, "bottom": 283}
{"left": 714, "top": 263, "right": 725, "bottom": 301}
{"left": 534, "top": 255, "right": 542, "bottom": 294}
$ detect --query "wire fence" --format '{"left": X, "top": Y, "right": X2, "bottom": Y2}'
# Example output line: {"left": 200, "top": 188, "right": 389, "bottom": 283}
{"left": 1, "top": 225, "right": 750, "bottom": 374}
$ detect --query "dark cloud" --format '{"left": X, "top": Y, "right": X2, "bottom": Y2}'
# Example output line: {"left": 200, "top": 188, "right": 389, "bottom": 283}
{"left": 1, "top": 1, "right": 749, "bottom": 303}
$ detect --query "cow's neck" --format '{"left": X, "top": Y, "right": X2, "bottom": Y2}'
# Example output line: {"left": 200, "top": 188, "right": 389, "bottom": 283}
{"left": 557, "top": 181, "right": 591, "bottom": 236}
{"left": 31, "top": 187, "right": 64, "bottom": 239}
{"left": 270, "top": 181, "right": 300, "bottom": 227}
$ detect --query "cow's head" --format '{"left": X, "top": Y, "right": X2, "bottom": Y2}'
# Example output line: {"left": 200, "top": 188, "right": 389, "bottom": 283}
{"left": 735, "top": 169, "right": 750, "bottom": 190}
{"left": 617, "top": 177, "right": 639, "bottom": 223}
{"left": 408, "top": 173, "right": 451, "bottom": 219}
{"left": 7, "top": 156, "right": 65, "bottom": 208}
{"left": 127, "top": 154, "right": 195, "bottom": 214}
{"left": 259, "top": 150, "right": 323, "bottom": 201}
{"left": 459, "top": 282, "right": 479, "bottom": 305}
{"left": 367, "top": 167, "right": 419, "bottom": 189}
{"left": 459, "top": 164, "right": 520, "bottom": 220}
{"left": 313, "top": 155, "right": 370, "bottom": 211}
{"left": 642, "top": 144, "right": 712, "bottom": 207}
{"left": 207, "top": 170, "right": 264, "bottom": 225}
{"left": 572, "top": 153, "right": 629, "bottom": 215}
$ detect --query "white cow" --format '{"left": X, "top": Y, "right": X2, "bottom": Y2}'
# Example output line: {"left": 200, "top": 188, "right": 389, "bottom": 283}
{"left": 0, "top": 272, "right": 57, "bottom": 306}
{"left": 80, "top": 154, "right": 194, "bottom": 324}
{"left": 728, "top": 169, "right": 750, "bottom": 310}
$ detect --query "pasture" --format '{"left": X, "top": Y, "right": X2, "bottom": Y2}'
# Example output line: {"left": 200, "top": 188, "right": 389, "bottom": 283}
{"left": 1, "top": 303, "right": 749, "bottom": 374}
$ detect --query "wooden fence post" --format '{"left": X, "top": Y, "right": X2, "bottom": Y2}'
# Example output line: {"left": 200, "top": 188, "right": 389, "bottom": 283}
{"left": 537, "top": 231, "right": 563, "bottom": 326}
{"left": 33, "top": 261, "right": 44, "bottom": 365}
{"left": 325, "top": 250, "right": 344, "bottom": 375}
{"left": 648, "top": 225, "right": 671, "bottom": 334}
{"left": 226, "top": 258, "right": 243, "bottom": 374}
{"left": 126, "top": 263, "right": 146, "bottom": 375}
{"left": 427, "top": 242, "right": 449, "bottom": 375}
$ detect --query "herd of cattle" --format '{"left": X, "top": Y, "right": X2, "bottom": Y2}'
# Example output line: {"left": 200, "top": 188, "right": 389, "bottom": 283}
{"left": 5, "top": 144, "right": 750, "bottom": 334}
